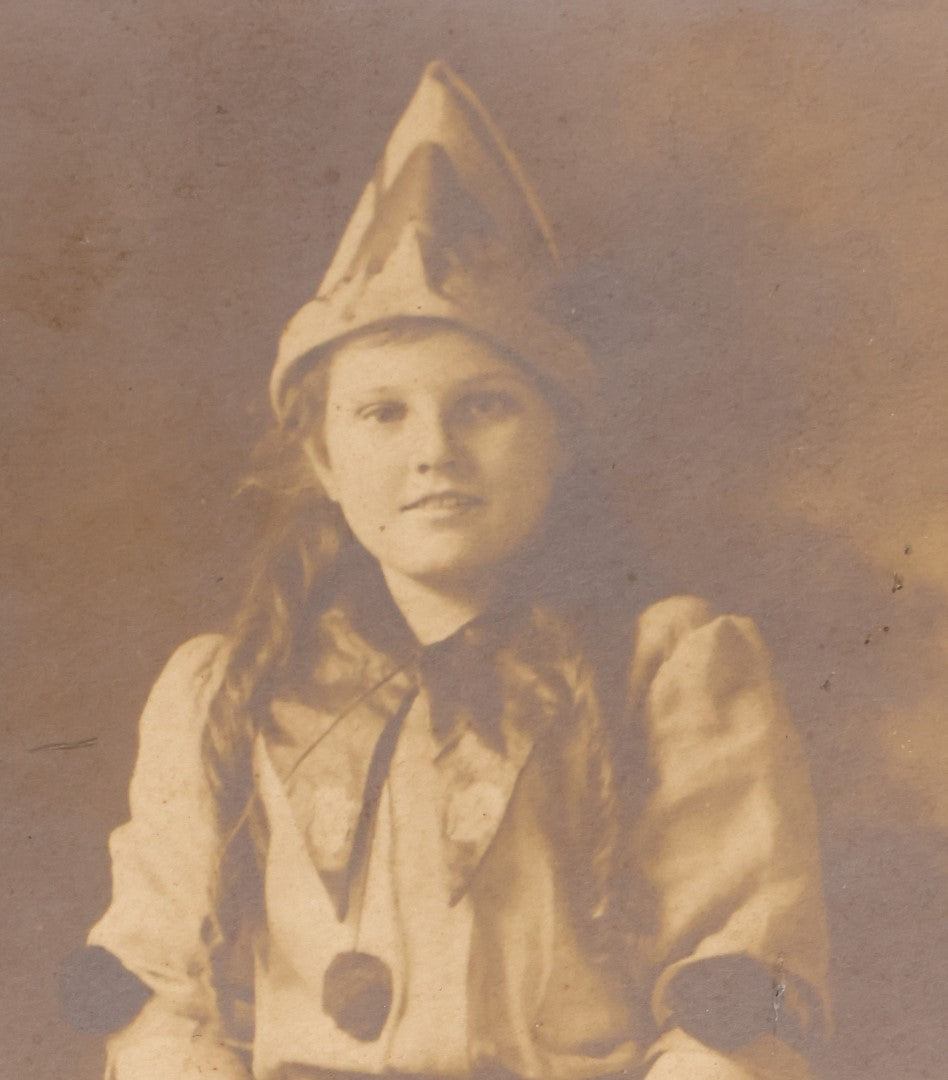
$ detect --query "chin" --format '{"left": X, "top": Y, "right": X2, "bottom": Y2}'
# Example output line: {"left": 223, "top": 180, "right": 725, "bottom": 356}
{"left": 385, "top": 545, "right": 513, "bottom": 587}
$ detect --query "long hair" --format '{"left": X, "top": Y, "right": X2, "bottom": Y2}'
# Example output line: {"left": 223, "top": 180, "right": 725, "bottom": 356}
{"left": 199, "top": 354, "right": 345, "bottom": 1034}
{"left": 198, "top": 319, "right": 636, "bottom": 1028}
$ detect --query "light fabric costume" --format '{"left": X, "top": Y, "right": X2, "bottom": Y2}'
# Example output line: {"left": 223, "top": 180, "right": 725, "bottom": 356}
{"left": 90, "top": 585, "right": 828, "bottom": 1080}
{"left": 86, "top": 61, "right": 830, "bottom": 1080}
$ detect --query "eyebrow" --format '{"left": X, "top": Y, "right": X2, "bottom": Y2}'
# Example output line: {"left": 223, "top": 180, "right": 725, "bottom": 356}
{"left": 454, "top": 370, "right": 529, "bottom": 390}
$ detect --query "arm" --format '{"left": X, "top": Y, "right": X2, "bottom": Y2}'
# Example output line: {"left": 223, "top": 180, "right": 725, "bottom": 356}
{"left": 644, "top": 1032, "right": 811, "bottom": 1080}
{"left": 629, "top": 600, "right": 829, "bottom": 1080}
{"left": 87, "top": 635, "right": 252, "bottom": 1080}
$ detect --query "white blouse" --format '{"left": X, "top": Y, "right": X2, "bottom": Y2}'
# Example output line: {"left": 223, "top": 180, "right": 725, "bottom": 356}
{"left": 252, "top": 689, "right": 475, "bottom": 1078}
{"left": 89, "top": 597, "right": 829, "bottom": 1080}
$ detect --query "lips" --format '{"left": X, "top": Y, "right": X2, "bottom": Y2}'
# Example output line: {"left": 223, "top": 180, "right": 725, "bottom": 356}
{"left": 402, "top": 491, "right": 484, "bottom": 512}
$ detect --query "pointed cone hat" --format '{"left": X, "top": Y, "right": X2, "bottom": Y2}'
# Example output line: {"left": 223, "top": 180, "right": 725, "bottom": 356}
{"left": 271, "top": 61, "right": 596, "bottom": 420}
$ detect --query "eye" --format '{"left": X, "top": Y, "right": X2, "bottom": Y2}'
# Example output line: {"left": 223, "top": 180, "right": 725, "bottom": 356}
{"left": 358, "top": 401, "right": 406, "bottom": 424}
{"left": 458, "top": 390, "right": 520, "bottom": 423}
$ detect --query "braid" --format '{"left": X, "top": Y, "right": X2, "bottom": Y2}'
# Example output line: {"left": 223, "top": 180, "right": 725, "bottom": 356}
{"left": 494, "top": 606, "right": 626, "bottom": 964}
{"left": 586, "top": 615, "right": 659, "bottom": 967}
{"left": 197, "top": 360, "right": 345, "bottom": 1035}
{"left": 561, "top": 652, "right": 624, "bottom": 963}
{"left": 579, "top": 672, "right": 621, "bottom": 933}
{"left": 191, "top": 322, "right": 633, "bottom": 1025}
{"left": 527, "top": 605, "right": 652, "bottom": 969}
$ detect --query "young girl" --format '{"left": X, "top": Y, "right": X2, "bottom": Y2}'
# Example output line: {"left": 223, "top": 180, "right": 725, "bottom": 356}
{"left": 79, "top": 62, "right": 829, "bottom": 1080}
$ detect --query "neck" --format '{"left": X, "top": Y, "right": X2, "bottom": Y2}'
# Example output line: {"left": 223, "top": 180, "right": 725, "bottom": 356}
{"left": 381, "top": 569, "right": 495, "bottom": 645}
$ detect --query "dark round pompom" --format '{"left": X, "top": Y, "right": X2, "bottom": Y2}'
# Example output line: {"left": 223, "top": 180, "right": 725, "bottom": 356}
{"left": 322, "top": 950, "right": 393, "bottom": 1042}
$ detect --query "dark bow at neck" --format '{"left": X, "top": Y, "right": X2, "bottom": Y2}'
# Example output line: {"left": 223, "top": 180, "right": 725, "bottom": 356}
{"left": 263, "top": 556, "right": 583, "bottom": 917}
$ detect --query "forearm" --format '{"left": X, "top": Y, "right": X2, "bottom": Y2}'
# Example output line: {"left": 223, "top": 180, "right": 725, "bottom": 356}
{"left": 644, "top": 1029, "right": 815, "bottom": 1080}
{"left": 104, "top": 997, "right": 251, "bottom": 1080}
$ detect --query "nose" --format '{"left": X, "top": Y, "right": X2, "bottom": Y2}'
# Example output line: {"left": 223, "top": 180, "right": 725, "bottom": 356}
{"left": 412, "top": 410, "right": 457, "bottom": 474}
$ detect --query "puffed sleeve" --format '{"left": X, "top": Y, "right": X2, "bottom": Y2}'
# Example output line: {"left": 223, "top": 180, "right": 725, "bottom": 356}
{"left": 86, "top": 634, "right": 252, "bottom": 1080}
{"left": 628, "top": 598, "right": 830, "bottom": 1080}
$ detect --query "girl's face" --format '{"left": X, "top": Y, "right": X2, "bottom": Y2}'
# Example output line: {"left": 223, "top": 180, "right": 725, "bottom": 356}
{"left": 309, "top": 326, "right": 566, "bottom": 590}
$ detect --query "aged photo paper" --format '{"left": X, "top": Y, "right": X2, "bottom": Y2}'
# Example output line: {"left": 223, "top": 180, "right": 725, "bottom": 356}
{"left": 3, "top": 4, "right": 945, "bottom": 1080}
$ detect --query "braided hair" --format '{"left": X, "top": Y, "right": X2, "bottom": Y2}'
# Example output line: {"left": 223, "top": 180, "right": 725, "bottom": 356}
{"left": 196, "top": 320, "right": 637, "bottom": 1034}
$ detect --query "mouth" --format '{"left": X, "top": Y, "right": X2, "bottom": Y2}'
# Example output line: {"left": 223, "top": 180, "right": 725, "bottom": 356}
{"left": 402, "top": 491, "right": 485, "bottom": 512}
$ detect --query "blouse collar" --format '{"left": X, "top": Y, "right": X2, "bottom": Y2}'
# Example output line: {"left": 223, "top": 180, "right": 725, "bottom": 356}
{"left": 263, "top": 560, "right": 580, "bottom": 918}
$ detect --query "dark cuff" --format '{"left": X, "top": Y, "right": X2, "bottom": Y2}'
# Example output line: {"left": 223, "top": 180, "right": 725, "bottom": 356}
{"left": 59, "top": 945, "right": 153, "bottom": 1034}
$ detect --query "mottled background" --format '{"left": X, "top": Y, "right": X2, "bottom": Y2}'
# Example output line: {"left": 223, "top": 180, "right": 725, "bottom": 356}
{"left": 2, "top": 2, "right": 945, "bottom": 1077}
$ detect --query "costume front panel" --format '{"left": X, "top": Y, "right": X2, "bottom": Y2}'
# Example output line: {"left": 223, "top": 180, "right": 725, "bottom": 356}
{"left": 87, "top": 597, "right": 829, "bottom": 1080}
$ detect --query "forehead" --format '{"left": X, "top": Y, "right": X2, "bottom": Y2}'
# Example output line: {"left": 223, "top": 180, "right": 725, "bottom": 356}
{"left": 325, "top": 326, "right": 530, "bottom": 396}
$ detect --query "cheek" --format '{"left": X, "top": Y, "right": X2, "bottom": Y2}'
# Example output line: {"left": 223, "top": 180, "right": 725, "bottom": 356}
{"left": 480, "top": 420, "right": 562, "bottom": 490}
{"left": 320, "top": 466, "right": 387, "bottom": 541}
{"left": 324, "top": 423, "right": 396, "bottom": 490}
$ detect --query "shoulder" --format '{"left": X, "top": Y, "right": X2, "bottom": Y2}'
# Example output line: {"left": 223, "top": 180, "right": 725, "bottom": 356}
{"left": 630, "top": 595, "right": 714, "bottom": 668}
{"left": 633, "top": 593, "right": 765, "bottom": 653}
{"left": 627, "top": 596, "right": 778, "bottom": 731}
{"left": 134, "top": 633, "right": 231, "bottom": 762}
{"left": 147, "top": 633, "right": 230, "bottom": 703}
{"left": 630, "top": 594, "right": 770, "bottom": 678}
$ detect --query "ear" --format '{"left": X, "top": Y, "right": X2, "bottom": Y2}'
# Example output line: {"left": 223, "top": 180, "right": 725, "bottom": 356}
{"left": 304, "top": 438, "right": 339, "bottom": 502}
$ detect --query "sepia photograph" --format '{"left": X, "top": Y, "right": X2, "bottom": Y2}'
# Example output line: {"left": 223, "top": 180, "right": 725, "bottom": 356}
{"left": 2, "top": 4, "right": 946, "bottom": 1079}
